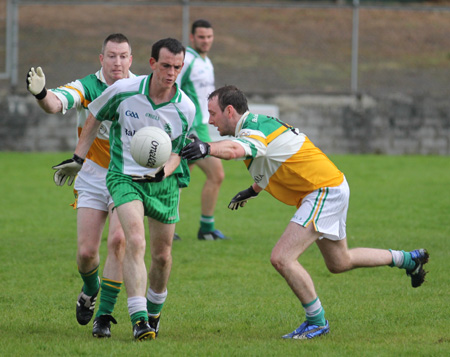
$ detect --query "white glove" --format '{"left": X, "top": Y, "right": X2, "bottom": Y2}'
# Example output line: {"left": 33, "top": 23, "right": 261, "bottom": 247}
{"left": 27, "top": 67, "right": 47, "bottom": 99}
{"left": 228, "top": 186, "right": 259, "bottom": 210}
{"left": 52, "top": 154, "right": 84, "bottom": 186}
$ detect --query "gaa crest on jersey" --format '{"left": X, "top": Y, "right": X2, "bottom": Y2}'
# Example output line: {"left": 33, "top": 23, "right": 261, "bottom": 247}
{"left": 164, "top": 123, "right": 173, "bottom": 136}
{"left": 125, "top": 110, "right": 140, "bottom": 119}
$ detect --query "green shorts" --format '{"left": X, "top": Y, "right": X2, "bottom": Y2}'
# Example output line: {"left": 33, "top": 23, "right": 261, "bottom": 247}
{"left": 106, "top": 171, "right": 180, "bottom": 224}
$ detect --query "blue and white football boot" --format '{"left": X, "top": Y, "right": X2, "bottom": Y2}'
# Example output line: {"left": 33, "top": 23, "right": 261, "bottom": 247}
{"left": 197, "top": 229, "right": 229, "bottom": 241}
{"left": 282, "top": 320, "right": 330, "bottom": 340}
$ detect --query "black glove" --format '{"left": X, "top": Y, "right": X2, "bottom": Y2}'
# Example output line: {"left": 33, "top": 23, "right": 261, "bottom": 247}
{"left": 131, "top": 167, "right": 165, "bottom": 183}
{"left": 228, "top": 186, "right": 259, "bottom": 210}
{"left": 52, "top": 154, "right": 84, "bottom": 186}
{"left": 179, "top": 135, "right": 211, "bottom": 161}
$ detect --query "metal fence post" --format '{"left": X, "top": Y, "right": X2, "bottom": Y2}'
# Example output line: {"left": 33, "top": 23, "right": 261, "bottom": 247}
{"left": 351, "top": 0, "right": 359, "bottom": 94}
{"left": 0, "top": 0, "right": 14, "bottom": 80}
{"left": 10, "top": 0, "right": 19, "bottom": 91}
{"left": 182, "top": 0, "right": 190, "bottom": 47}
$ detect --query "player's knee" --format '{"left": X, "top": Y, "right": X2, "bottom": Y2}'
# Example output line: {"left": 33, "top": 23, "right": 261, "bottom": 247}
{"left": 108, "top": 231, "right": 126, "bottom": 257}
{"left": 204, "top": 158, "right": 225, "bottom": 184}
{"left": 78, "top": 245, "right": 98, "bottom": 263}
{"left": 325, "top": 260, "right": 349, "bottom": 274}
{"left": 207, "top": 169, "right": 225, "bottom": 186}
{"left": 216, "top": 169, "right": 225, "bottom": 184}
{"left": 126, "top": 234, "right": 146, "bottom": 255}
{"left": 108, "top": 229, "right": 126, "bottom": 246}
{"left": 270, "top": 251, "right": 287, "bottom": 273}
{"left": 151, "top": 251, "right": 172, "bottom": 269}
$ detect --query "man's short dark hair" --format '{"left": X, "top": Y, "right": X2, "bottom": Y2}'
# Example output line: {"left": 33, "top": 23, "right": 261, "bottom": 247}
{"left": 208, "top": 85, "right": 249, "bottom": 115}
{"left": 102, "top": 33, "right": 131, "bottom": 54}
{"left": 151, "top": 38, "right": 186, "bottom": 62}
{"left": 191, "top": 19, "right": 212, "bottom": 34}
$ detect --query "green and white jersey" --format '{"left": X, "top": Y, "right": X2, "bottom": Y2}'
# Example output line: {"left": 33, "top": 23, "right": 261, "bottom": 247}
{"left": 50, "top": 69, "right": 136, "bottom": 168}
{"left": 232, "top": 112, "right": 344, "bottom": 208}
{"left": 88, "top": 74, "right": 195, "bottom": 179}
{"left": 176, "top": 46, "right": 214, "bottom": 127}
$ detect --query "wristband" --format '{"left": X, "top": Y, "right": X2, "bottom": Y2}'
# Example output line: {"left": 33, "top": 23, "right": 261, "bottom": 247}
{"left": 248, "top": 185, "right": 258, "bottom": 196}
{"left": 34, "top": 88, "right": 47, "bottom": 100}
{"left": 72, "top": 154, "right": 85, "bottom": 166}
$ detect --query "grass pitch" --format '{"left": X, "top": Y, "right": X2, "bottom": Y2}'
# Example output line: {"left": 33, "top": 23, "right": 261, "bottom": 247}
{"left": 0, "top": 153, "right": 449, "bottom": 356}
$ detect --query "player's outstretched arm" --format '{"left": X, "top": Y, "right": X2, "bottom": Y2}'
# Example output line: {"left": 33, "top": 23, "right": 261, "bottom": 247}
{"left": 180, "top": 135, "right": 245, "bottom": 161}
{"left": 209, "top": 140, "right": 246, "bottom": 160}
{"left": 228, "top": 185, "right": 261, "bottom": 210}
{"left": 26, "top": 66, "right": 63, "bottom": 114}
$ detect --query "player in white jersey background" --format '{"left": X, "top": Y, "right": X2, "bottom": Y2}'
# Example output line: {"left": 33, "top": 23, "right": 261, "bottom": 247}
{"left": 68, "top": 38, "right": 195, "bottom": 341}
{"left": 27, "top": 34, "right": 134, "bottom": 338}
{"left": 180, "top": 85, "right": 429, "bottom": 340}
{"left": 176, "top": 19, "right": 228, "bottom": 241}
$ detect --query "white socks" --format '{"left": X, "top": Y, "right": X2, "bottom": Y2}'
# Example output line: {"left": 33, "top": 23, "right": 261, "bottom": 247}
{"left": 390, "top": 249, "right": 405, "bottom": 267}
{"left": 127, "top": 296, "right": 147, "bottom": 316}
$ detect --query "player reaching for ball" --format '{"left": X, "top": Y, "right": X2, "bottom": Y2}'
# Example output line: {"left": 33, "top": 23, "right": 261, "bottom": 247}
{"left": 27, "top": 34, "right": 134, "bottom": 338}
{"left": 180, "top": 85, "right": 429, "bottom": 340}
{"left": 65, "top": 38, "right": 195, "bottom": 341}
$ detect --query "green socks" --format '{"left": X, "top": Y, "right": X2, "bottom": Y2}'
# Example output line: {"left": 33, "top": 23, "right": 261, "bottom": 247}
{"left": 389, "top": 249, "right": 416, "bottom": 270}
{"left": 127, "top": 289, "right": 168, "bottom": 325}
{"left": 95, "top": 278, "right": 122, "bottom": 318}
{"left": 303, "top": 297, "right": 326, "bottom": 326}
{"left": 79, "top": 265, "right": 100, "bottom": 296}
{"left": 146, "top": 288, "right": 167, "bottom": 316}
{"left": 147, "top": 300, "right": 164, "bottom": 316}
{"left": 131, "top": 311, "right": 148, "bottom": 325}
{"left": 400, "top": 251, "right": 416, "bottom": 270}
{"left": 200, "top": 215, "right": 215, "bottom": 233}
{"left": 127, "top": 296, "right": 148, "bottom": 325}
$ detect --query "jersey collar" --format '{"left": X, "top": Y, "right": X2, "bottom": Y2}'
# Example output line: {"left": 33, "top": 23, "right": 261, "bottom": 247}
{"left": 97, "top": 68, "right": 136, "bottom": 85}
{"left": 235, "top": 111, "right": 250, "bottom": 136}
{"left": 141, "top": 74, "right": 183, "bottom": 106}
{"left": 187, "top": 46, "right": 208, "bottom": 61}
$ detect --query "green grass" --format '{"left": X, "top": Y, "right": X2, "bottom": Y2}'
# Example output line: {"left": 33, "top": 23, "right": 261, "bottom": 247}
{"left": 1, "top": 153, "right": 449, "bottom": 356}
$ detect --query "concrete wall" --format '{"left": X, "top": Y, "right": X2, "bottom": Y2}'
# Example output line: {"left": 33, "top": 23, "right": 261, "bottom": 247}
{"left": 267, "top": 93, "right": 450, "bottom": 155}
{"left": 1, "top": 94, "right": 449, "bottom": 155}
{"left": 1, "top": 95, "right": 77, "bottom": 151}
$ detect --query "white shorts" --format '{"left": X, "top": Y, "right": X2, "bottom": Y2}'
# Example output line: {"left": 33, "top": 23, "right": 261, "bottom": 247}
{"left": 74, "top": 159, "right": 113, "bottom": 212}
{"left": 291, "top": 176, "right": 350, "bottom": 241}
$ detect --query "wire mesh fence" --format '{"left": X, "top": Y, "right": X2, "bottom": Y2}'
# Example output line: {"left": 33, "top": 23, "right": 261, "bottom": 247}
{"left": 1, "top": 0, "right": 449, "bottom": 98}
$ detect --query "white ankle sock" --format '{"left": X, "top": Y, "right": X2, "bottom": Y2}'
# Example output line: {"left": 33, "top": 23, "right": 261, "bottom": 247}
{"left": 390, "top": 249, "right": 405, "bottom": 267}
